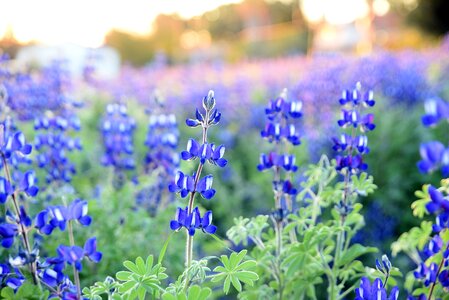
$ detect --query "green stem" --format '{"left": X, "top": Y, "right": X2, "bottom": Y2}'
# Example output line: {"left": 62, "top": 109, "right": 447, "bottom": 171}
{"left": 1, "top": 154, "right": 39, "bottom": 286}
{"left": 68, "top": 221, "right": 81, "bottom": 300}
{"left": 427, "top": 241, "right": 449, "bottom": 299}
{"left": 185, "top": 118, "right": 209, "bottom": 273}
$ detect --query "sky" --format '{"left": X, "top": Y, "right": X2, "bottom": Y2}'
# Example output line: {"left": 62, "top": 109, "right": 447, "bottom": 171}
{"left": 0, "top": 0, "right": 243, "bottom": 47}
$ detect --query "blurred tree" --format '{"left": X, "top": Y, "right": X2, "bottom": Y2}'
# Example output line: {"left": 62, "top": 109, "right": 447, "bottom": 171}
{"left": 390, "top": 0, "right": 449, "bottom": 35}
{"left": 150, "top": 14, "right": 186, "bottom": 62}
{"left": 105, "top": 30, "right": 154, "bottom": 66}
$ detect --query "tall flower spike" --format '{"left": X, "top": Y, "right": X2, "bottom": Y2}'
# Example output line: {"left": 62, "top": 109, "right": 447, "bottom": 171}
{"left": 169, "top": 90, "right": 225, "bottom": 269}
{"left": 333, "top": 82, "right": 375, "bottom": 174}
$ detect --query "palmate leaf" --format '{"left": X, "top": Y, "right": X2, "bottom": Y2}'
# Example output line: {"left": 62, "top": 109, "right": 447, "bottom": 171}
{"left": 337, "top": 243, "right": 377, "bottom": 267}
{"left": 211, "top": 250, "right": 259, "bottom": 294}
{"left": 412, "top": 185, "right": 430, "bottom": 218}
{"left": 1, "top": 283, "right": 49, "bottom": 300}
{"left": 116, "top": 255, "right": 167, "bottom": 299}
{"left": 350, "top": 172, "right": 377, "bottom": 196}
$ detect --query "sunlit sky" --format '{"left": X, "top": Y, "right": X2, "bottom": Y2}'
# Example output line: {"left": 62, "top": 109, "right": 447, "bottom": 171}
{"left": 0, "top": 0, "right": 390, "bottom": 48}
{"left": 0, "top": 0, "right": 243, "bottom": 47}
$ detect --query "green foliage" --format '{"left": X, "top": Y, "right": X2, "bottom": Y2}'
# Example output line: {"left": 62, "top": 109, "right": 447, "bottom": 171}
{"left": 116, "top": 256, "right": 167, "bottom": 299}
{"left": 211, "top": 250, "right": 259, "bottom": 294}
{"left": 1, "top": 283, "right": 49, "bottom": 300}
{"left": 227, "top": 215, "right": 269, "bottom": 246}
{"left": 162, "top": 285, "right": 212, "bottom": 300}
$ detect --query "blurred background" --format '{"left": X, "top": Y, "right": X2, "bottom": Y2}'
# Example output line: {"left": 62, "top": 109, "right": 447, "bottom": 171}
{"left": 1, "top": 0, "right": 449, "bottom": 292}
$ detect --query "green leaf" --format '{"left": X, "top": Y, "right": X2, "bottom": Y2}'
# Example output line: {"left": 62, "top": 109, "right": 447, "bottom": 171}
{"left": 158, "top": 233, "right": 174, "bottom": 265}
{"left": 123, "top": 260, "right": 140, "bottom": 274}
{"left": 337, "top": 244, "right": 377, "bottom": 267}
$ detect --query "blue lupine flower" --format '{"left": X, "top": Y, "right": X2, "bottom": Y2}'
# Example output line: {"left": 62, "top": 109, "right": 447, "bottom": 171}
{"left": 335, "top": 154, "right": 368, "bottom": 172}
{"left": 67, "top": 199, "right": 92, "bottom": 226}
{"left": 35, "top": 206, "right": 68, "bottom": 235}
{"left": 57, "top": 245, "right": 85, "bottom": 271}
{"left": 1, "top": 131, "right": 33, "bottom": 159}
{"left": 433, "top": 212, "right": 449, "bottom": 232}
{"left": 34, "top": 114, "right": 82, "bottom": 184}
{"left": 414, "top": 262, "right": 439, "bottom": 286}
{"left": 18, "top": 171, "right": 39, "bottom": 197}
{"left": 170, "top": 206, "right": 200, "bottom": 236}
{"left": 84, "top": 237, "right": 102, "bottom": 263}
{"left": 100, "top": 103, "right": 136, "bottom": 186}
{"left": 257, "top": 153, "right": 298, "bottom": 172}
{"left": 439, "top": 269, "right": 449, "bottom": 287}
{"left": 0, "top": 177, "right": 13, "bottom": 203}
{"left": 421, "top": 235, "right": 443, "bottom": 260}
{"left": 0, "top": 223, "right": 18, "bottom": 248}
{"left": 422, "top": 97, "right": 449, "bottom": 127}
{"left": 168, "top": 171, "right": 195, "bottom": 198}
{"left": 426, "top": 186, "right": 449, "bottom": 214}
{"left": 355, "top": 277, "right": 399, "bottom": 300}
{"left": 170, "top": 206, "right": 216, "bottom": 236}
{"left": 168, "top": 171, "right": 216, "bottom": 199}
{"left": 417, "top": 141, "right": 449, "bottom": 176}
{"left": 199, "top": 210, "right": 217, "bottom": 234}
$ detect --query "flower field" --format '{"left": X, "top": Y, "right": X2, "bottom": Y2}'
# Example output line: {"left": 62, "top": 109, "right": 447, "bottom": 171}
{"left": 0, "top": 38, "right": 449, "bottom": 299}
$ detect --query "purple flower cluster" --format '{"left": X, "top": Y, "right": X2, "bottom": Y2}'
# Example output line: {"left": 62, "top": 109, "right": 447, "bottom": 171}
{"left": 418, "top": 97, "right": 449, "bottom": 177}
{"left": 355, "top": 277, "right": 399, "bottom": 300}
{"left": 169, "top": 90, "right": 224, "bottom": 237}
{"left": 100, "top": 103, "right": 136, "bottom": 182}
{"left": 258, "top": 88, "right": 302, "bottom": 216}
{"left": 333, "top": 82, "right": 375, "bottom": 173}
{"left": 139, "top": 94, "right": 180, "bottom": 212}
{"left": 410, "top": 186, "right": 449, "bottom": 290}
{"left": 34, "top": 114, "right": 82, "bottom": 184}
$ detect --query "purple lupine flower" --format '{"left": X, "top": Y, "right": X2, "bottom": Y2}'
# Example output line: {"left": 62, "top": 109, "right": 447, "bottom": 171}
{"left": 333, "top": 82, "right": 375, "bottom": 174}
{"left": 83, "top": 237, "right": 102, "bottom": 263}
{"left": 18, "top": 171, "right": 39, "bottom": 197}
{"left": 196, "top": 175, "right": 216, "bottom": 199}
{"left": 199, "top": 210, "right": 217, "bottom": 234}
{"left": 417, "top": 141, "right": 449, "bottom": 176}
{"left": 414, "top": 262, "right": 439, "bottom": 286}
{"left": 0, "top": 223, "right": 18, "bottom": 248}
{"left": 100, "top": 103, "right": 136, "bottom": 175}
{"left": 168, "top": 171, "right": 195, "bottom": 198}
{"left": 0, "top": 177, "right": 13, "bottom": 203}
{"left": 426, "top": 186, "right": 449, "bottom": 214}
{"left": 170, "top": 207, "right": 200, "bottom": 236}
{"left": 1, "top": 131, "right": 33, "bottom": 159}
{"left": 422, "top": 97, "right": 449, "bottom": 127}
{"left": 355, "top": 277, "right": 399, "bottom": 300}
{"left": 170, "top": 206, "right": 216, "bottom": 236}
{"left": 57, "top": 245, "right": 85, "bottom": 271}
{"left": 67, "top": 199, "right": 92, "bottom": 226}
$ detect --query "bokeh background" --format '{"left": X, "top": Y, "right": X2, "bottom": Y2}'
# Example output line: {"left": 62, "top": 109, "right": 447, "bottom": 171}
{"left": 1, "top": 0, "right": 449, "bottom": 290}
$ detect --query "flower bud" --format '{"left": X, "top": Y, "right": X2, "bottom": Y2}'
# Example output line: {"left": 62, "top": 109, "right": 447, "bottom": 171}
{"left": 203, "top": 90, "right": 215, "bottom": 111}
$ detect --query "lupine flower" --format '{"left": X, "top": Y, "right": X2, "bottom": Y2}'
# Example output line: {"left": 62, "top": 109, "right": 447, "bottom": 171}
{"left": 417, "top": 141, "right": 449, "bottom": 176}
{"left": 100, "top": 103, "right": 136, "bottom": 176}
{"left": 333, "top": 82, "right": 375, "bottom": 174}
{"left": 426, "top": 186, "right": 449, "bottom": 214}
{"left": 0, "top": 223, "right": 18, "bottom": 248}
{"left": 170, "top": 207, "right": 216, "bottom": 236}
{"left": 57, "top": 245, "right": 85, "bottom": 271}
{"left": 355, "top": 277, "right": 399, "bottom": 300}
{"left": 414, "top": 262, "right": 439, "bottom": 286}
{"left": 18, "top": 171, "right": 39, "bottom": 197}
{"left": 35, "top": 199, "right": 92, "bottom": 235}
{"left": 257, "top": 153, "right": 298, "bottom": 172}
{"left": 421, "top": 97, "right": 449, "bottom": 127}
{"left": 168, "top": 171, "right": 216, "bottom": 199}
{"left": 0, "top": 177, "right": 13, "bottom": 203}
{"left": 84, "top": 237, "right": 102, "bottom": 263}
{"left": 34, "top": 114, "right": 82, "bottom": 184}
{"left": 1, "top": 131, "right": 33, "bottom": 159}
{"left": 170, "top": 206, "right": 200, "bottom": 236}
{"left": 67, "top": 199, "right": 92, "bottom": 226}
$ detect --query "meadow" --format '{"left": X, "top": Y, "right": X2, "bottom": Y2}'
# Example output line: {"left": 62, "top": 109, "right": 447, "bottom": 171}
{"left": 0, "top": 38, "right": 449, "bottom": 299}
